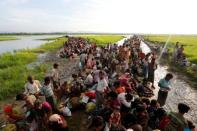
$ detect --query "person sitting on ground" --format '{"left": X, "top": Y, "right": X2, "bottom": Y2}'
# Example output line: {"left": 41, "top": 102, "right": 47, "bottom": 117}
{"left": 48, "top": 114, "right": 68, "bottom": 131}
{"left": 179, "top": 55, "right": 190, "bottom": 67}
{"left": 123, "top": 113, "right": 143, "bottom": 131}
{"left": 133, "top": 104, "right": 149, "bottom": 131}
{"left": 118, "top": 93, "right": 133, "bottom": 111}
{"left": 136, "top": 81, "right": 153, "bottom": 97}
{"left": 84, "top": 71, "right": 94, "bottom": 88}
{"left": 147, "top": 99, "right": 160, "bottom": 129}
{"left": 88, "top": 116, "right": 105, "bottom": 131}
{"left": 107, "top": 91, "right": 121, "bottom": 110}
{"left": 24, "top": 75, "right": 41, "bottom": 96}
{"left": 34, "top": 99, "right": 52, "bottom": 130}
{"left": 164, "top": 103, "right": 191, "bottom": 131}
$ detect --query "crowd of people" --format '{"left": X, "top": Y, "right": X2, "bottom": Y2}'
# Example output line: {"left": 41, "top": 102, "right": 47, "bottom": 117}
{"left": 0, "top": 36, "right": 195, "bottom": 131}
{"left": 172, "top": 42, "right": 190, "bottom": 67}
{"left": 160, "top": 41, "right": 190, "bottom": 67}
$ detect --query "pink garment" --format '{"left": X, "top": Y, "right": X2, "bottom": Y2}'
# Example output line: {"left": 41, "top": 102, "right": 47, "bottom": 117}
{"left": 42, "top": 101, "right": 52, "bottom": 111}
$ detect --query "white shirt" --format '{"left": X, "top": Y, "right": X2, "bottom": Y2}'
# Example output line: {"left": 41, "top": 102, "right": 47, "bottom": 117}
{"left": 118, "top": 93, "right": 131, "bottom": 108}
{"left": 51, "top": 68, "right": 59, "bottom": 81}
{"left": 96, "top": 78, "right": 108, "bottom": 93}
{"left": 24, "top": 80, "right": 41, "bottom": 95}
{"left": 85, "top": 74, "right": 93, "bottom": 85}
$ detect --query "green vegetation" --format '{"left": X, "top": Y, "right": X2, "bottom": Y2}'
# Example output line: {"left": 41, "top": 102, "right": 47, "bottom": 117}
{"left": 81, "top": 35, "right": 124, "bottom": 46}
{"left": 0, "top": 37, "right": 67, "bottom": 100}
{"left": 144, "top": 35, "right": 197, "bottom": 64}
{"left": 0, "top": 35, "right": 123, "bottom": 100}
{"left": 144, "top": 35, "right": 197, "bottom": 88}
{"left": 0, "top": 36, "right": 18, "bottom": 41}
{"left": 38, "top": 37, "right": 62, "bottom": 41}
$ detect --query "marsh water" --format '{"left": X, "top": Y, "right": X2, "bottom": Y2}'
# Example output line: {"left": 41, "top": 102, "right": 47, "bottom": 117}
{"left": 0, "top": 35, "right": 62, "bottom": 54}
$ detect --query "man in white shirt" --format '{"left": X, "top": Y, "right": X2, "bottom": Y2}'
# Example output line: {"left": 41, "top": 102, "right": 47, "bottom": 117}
{"left": 96, "top": 71, "right": 108, "bottom": 109}
{"left": 24, "top": 76, "right": 41, "bottom": 95}
{"left": 51, "top": 63, "right": 60, "bottom": 86}
{"left": 84, "top": 72, "right": 93, "bottom": 88}
{"left": 118, "top": 93, "right": 133, "bottom": 109}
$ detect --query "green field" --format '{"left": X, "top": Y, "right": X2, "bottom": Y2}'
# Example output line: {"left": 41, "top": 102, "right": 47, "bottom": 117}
{"left": 0, "top": 35, "right": 123, "bottom": 100}
{"left": 144, "top": 35, "right": 197, "bottom": 64}
{"left": 144, "top": 35, "right": 197, "bottom": 88}
{"left": 80, "top": 35, "right": 124, "bottom": 46}
{"left": 0, "top": 36, "right": 18, "bottom": 41}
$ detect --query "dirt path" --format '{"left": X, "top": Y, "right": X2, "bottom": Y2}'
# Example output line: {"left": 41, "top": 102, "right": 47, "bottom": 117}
{"left": 143, "top": 41, "right": 197, "bottom": 125}
{"left": 44, "top": 51, "right": 88, "bottom": 131}
{"left": 154, "top": 65, "right": 197, "bottom": 125}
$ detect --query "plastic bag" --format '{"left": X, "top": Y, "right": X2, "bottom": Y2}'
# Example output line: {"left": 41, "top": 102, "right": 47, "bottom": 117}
{"left": 62, "top": 107, "right": 72, "bottom": 117}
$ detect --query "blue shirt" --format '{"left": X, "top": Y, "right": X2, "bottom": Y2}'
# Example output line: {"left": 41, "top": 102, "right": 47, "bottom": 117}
{"left": 158, "top": 78, "right": 171, "bottom": 90}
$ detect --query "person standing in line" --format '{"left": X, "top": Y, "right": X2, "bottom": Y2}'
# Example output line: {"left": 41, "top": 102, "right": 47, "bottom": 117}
{"left": 51, "top": 63, "right": 60, "bottom": 86}
{"left": 148, "top": 56, "right": 157, "bottom": 88}
{"left": 142, "top": 57, "right": 149, "bottom": 84}
{"left": 157, "top": 73, "right": 173, "bottom": 106}
{"left": 40, "top": 76, "right": 57, "bottom": 111}
{"left": 172, "top": 42, "right": 179, "bottom": 62}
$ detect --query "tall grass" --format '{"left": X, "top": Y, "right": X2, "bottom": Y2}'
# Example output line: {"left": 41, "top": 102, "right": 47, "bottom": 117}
{"left": 0, "top": 37, "right": 67, "bottom": 100}
{"left": 144, "top": 35, "right": 197, "bottom": 64}
{"left": 81, "top": 35, "right": 124, "bottom": 46}
{"left": 144, "top": 35, "right": 197, "bottom": 88}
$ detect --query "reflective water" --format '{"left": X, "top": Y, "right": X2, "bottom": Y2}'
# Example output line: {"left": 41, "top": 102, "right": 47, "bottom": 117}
{"left": 0, "top": 35, "right": 62, "bottom": 54}
{"left": 154, "top": 65, "right": 197, "bottom": 124}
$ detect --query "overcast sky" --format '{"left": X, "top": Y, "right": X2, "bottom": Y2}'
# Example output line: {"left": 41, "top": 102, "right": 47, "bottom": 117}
{"left": 0, "top": 0, "right": 197, "bottom": 34}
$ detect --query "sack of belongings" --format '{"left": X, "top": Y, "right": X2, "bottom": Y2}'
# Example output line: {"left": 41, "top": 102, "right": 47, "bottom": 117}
{"left": 61, "top": 106, "right": 72, "bottom": 117}
{"left": 86, "top": 102, "right": 96, "bottom": 113}
{"left": 2, "top": 124, "right": 16, "bottom": 131}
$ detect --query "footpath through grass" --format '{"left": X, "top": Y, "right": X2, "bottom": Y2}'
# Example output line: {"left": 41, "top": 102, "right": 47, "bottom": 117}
{"left": 144, "top": 35, "right": 197, "bottom": 88}
{"left": 0, "top": 35, "right": 123, "bottom": 100}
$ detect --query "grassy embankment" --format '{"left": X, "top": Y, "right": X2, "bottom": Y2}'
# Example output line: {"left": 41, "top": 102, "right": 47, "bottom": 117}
{"left": 0, "top": 37, "right": 67, "bottom": 100}
{"left": 0, "top": 36, "right": 18, "bottom": 41}
{"left": 144, "top": 35, "right": 197, "bottom": 88}
{"left": 0, "top": 35, "right": 123, "bottom": 101}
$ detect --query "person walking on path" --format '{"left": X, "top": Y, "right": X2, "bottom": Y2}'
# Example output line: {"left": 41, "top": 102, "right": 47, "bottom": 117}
{"left": 40, "top": 76, "right": 57, "bottom": 111}
{"left": 157, "top": 73, "right": 173, "bottom": 106}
